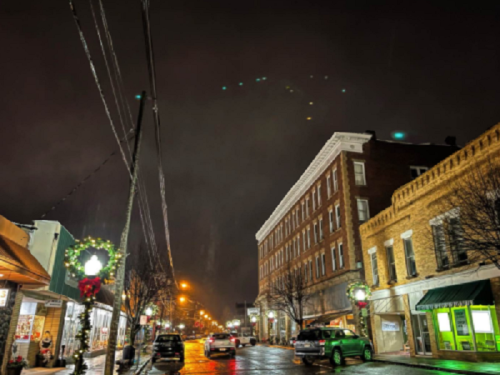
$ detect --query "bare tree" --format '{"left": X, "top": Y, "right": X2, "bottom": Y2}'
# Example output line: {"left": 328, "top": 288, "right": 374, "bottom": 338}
{"left": 123, "top": 260, "right": 162, "bottom": 346}
{"left": 266, "top": 260, "right": 312, "bottom": 329}
{"left": 428, "top": 158, "right": 500, "bottom": 269}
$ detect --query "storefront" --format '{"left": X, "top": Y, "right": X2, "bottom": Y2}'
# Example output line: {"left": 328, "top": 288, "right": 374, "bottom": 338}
{"left": 60, "top": 301, "right": 127, "bottom": 359}
{"left": 415, "top": 280, "right": 500, "bottom": 361}
{"left": 370, "top": 295, "right": 408, "bottom": 355}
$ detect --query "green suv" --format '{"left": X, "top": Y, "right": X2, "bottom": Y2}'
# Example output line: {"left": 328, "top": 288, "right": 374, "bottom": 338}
{"left": 294, "top": 327, "right": 373, "bottom": 366}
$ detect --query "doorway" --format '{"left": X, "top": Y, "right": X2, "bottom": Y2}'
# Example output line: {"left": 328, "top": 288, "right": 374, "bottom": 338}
{"left": 412, "top": 314, "right": 432, "bottom": 355}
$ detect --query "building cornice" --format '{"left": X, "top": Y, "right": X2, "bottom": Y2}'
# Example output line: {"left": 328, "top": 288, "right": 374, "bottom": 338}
{"left": 256, "top": 132, "right": 372, "bottom": 243}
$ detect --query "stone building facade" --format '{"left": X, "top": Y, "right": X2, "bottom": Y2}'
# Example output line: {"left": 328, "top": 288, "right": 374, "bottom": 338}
{"left": 255, "top": 131, "right": 458, "bottom": 342}
{"left": 360, "top": 123, "right": 500, "bottom": 362}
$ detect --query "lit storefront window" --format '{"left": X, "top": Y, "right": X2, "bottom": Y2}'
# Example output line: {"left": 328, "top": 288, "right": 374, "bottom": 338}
{"left": 433, "top": 306, "right": 499, "bottom": 352}
{"left": 15, "top": 302, "right": 45, "bottom": 342}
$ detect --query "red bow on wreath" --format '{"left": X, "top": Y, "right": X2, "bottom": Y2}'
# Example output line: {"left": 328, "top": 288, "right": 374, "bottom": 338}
{"left": 356, "top": 301, "right": 368, "bottom": 308}
{"left": 78, "top": 277, "right": 101, "bottom": 298}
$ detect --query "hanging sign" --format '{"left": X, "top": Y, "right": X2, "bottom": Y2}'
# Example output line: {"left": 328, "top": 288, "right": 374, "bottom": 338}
{"left": 45, "top": 300, "right": 63, "bottom": 308}
{"left": 0, "top": 289, "right": 9, "bottom": 307}
{"left": 140, "top": 315, "right": 148, "bottom": 325}
{"left": 247, "top": 307, "right": 260, "bottom": 316}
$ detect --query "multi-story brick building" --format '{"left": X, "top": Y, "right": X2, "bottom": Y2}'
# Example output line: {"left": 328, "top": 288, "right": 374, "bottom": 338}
{"left": 360, "top": 123, "right": 500, "bottom": 362}
{"left": 254, "top": 131, "right": 458, "bottom": 342}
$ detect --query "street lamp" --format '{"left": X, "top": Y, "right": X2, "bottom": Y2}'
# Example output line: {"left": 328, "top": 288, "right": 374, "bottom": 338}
{"left": 268, "top": 311, "right": 274, "bottom": 319}
{"left": 179, "top": 324, "right": 185, "bottom": 330}
{"left": 204, "top": 314, "right": 208, "bottom": 319}
{"left": 251, "top": 316, "right": 256, "bottom": 323}
{"left": 121, "top": 292, "right": 126, "bottom": 301}
{"left": 200, "top": 310, "right": 205, "bottom": 316}
{"left": 354, "top": 288, "right": 367, "bottom": 302}
{"left": 145, "top": 307, "right": 153, "bottom": 316}
{"left": 181, "top": 282, "right": 188, "bottom": 289}
{"left": 179, "top": 296, "right": 186, "bottom": 303}
{"left": 84, "top": 255, "right": 102, "bottom": 276}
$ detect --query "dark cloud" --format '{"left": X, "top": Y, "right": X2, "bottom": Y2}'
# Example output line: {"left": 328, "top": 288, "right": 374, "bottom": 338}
{"left": 1, "top": 0, "right": 499, "bottom": 317}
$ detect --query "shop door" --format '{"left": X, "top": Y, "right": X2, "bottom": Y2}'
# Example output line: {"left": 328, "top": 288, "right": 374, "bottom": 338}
{"left": 412, "top": 314, "right": 431, "bottom": 355}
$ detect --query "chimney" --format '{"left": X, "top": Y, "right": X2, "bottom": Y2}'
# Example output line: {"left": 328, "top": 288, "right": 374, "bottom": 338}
{"left": 365, "top": 130, "right": 377, "bottom": 140}
{"left": 444, "top": 136, "right": 457, "bottom": 147}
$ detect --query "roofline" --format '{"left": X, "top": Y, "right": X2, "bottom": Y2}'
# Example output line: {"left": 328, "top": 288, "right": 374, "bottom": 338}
{"left": 255, "top": 132, "right": 372, "bottom": 243}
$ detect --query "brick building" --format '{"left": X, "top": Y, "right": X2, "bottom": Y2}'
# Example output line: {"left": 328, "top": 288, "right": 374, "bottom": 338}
{"left": 254, "top": 131, "right": 458, "bottom": 342}
{"left": 360, "top": 123, "right": 500, "bottom": 362}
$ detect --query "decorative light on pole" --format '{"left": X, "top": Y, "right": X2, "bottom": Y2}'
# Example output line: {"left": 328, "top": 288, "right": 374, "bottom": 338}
{"left": 179, "top": 324, "right": 185, "bottom": 330}
{"left": 85, "top": 255, "right": 102, "bottom": 276}
{"left": 145, "top": 307, "right": 153, "bottom": 316}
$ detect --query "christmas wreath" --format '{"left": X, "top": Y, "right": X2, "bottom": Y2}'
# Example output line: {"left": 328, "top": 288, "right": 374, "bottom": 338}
{"left": 64, "top": 237, "right": 122, "bottom": 375}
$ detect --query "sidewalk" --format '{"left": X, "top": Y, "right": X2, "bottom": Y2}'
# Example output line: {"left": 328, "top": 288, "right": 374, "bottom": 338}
{"left": 374, "top": 354, "right": 500, "bottom": 375}
{"left": 22, "top": 350, "right": 150, "bottom": 375}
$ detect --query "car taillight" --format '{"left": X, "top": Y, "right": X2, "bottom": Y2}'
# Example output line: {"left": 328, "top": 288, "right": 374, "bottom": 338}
{"left": 319, "top": 340, "right": 326, "bottom": 346}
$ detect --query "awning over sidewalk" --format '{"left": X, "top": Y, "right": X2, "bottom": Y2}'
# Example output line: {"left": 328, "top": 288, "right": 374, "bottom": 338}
{"left": 0, "top": 234, "right": 50, "bottom": 285}
{"left": 415, "top": 280, "right": 494, "bottom": 311}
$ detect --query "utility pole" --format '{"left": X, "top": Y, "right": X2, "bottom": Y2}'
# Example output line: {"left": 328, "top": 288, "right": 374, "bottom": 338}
{"left": 104, "top": 91, "right": 146, "bottom": 375}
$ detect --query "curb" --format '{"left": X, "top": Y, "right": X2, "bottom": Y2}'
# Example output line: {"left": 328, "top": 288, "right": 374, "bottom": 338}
{"left": 373, "top": 358, "right": 493, "bottom": 375}
{"left": 134, "top": 358, "right": 151, "bottom": 375}
{"left": 256, "top": 344, "right": 294, "bottom": 351}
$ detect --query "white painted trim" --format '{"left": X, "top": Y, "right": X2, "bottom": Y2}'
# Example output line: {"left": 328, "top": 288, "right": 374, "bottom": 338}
{"left": 255, "top": 132, "right": 372, "bottom": 242}
{"left": 370, "top": 264, "right": 500, "bottom": 301}
{"left": 368, "top": 246, "right": 377, "bottom": 255}
{"left": 429, "top": 207, "right": 460, "bottom": 225}
{"left": 384, "top": 238, "right": 394, "bottom": 247}
{"left": 400, "top": 230, "right": 413, "bottom": 239}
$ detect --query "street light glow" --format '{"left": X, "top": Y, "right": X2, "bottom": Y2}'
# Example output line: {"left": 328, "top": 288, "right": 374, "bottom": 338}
{"left": 179, "top": 324, "right": 185, "bottom": 330}
{"left": 179, "top": 296, "right": 186, "bottom": 303}
{"left": 181, "top": 282, "right": 188, "bottom": 289}
{"left": 200, "top": 310, "right": 204, "bottom": 315}
{"left": 145, "top": 307, "right": 153, "bottom": 316}
{"left": 354, "top": 289, "right": 367, "bottom": 301}
{"left": 84, "top": 255, "right": 102, "bottom": 276}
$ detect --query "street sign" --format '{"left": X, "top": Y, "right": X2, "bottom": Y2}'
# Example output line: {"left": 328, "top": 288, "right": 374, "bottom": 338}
{"left": 45, "top": 300, "right": 63, "bottom": 308}
{"left": 140, "top": 315, "right": 148, "bottom": 325}
{"left": 247, "top": 307, "right": 260, "bottom": 316}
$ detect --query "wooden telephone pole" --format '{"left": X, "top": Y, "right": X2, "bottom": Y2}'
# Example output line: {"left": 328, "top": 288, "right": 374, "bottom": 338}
{"left": 104, "top": 91, "right": 146, "bottom": 375}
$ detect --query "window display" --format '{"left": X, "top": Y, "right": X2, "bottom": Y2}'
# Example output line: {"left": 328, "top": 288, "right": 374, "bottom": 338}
{"left": 433, "top": 305, "right": 500, "bottom": 352}
{"left": 15, "top": 302, "right": 44, "bottom": 342}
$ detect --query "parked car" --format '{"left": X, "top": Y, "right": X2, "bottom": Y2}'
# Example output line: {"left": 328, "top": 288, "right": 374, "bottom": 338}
{"left": 229, "top": 332, "right": 257, "bottom": 347}
{"left": 152, "top": 334, "right": 184, "bottom": 363}
{"left": 204, "top": 333, "right": 236, "bottom": 358}
{"left": 294, "top": 328, "right": 372, "bottom": 366}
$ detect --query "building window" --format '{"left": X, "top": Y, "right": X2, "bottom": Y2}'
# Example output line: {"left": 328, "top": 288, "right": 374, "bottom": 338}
{"left": 354, "top": 162, "right": 366, "bottom": 186}
{"left": 308, "top": 260, "right": 313, "bottom": 281}
{"left": 307, "top": 228, "right": 311, "bottom": 248}
{"left": 371, "top": 252, "right": 379, "bottom": 286}
{"left": 403, "top": 236, "right": 417, "bottom": 277}
{"left": 301, "top": 201, "right": 305, "bottom": 221}
{"left": 321, "top": 253, "right": 326, "bottom": 276}
{"left": 335, "top": 204, "right": 341, "bottom": 228}
{"left": 338, "top": 243, "right": 344, "bottom": 269}
{"left": 357, "top": 199, "right": 370, "bottom": 223}
{"left": 306, "top": 198, "right": 310, "bottom": 217}
{"left": 319, "top": 218, "right": 324, "bottom": 241}
{"left": 302, "top": 231, "right": 306, "bottom": 251}
{"left": 410, "top": 166, "right": 428, "bottom": 179}
{"left": 297, "top": 235, "right": 301, "bottom": 253}
{"left": 449, "top": 216, "right": 467, "bottom": 264}
{"left": 432, "top": 222, "right": 449, "bottom": 269}
{"left": 326, "top": 175, "right": 332, "bottom": 197}
{"left": 313, "top": 222, "right": 318, "bottom": 244}
{"left": 331, "top": 246, "right": 336, "bottom": 271}
{"left": 315, "top": 256, "right": 320, "bottom": 279}
{"left": 317, "top": 185, "right": 322, "bottom": 206}
{"left": 386, "top": 245, "right": 397, "bottom": 282}
{"left": 333, "top": 168, "right": 339, "bottom": 192}
{"left": 312, "top": 190, "right": 317, "bottom": 211}
{"left": 329, "top": 209, "right": 334, "bottom": 232}
{"left": 304, "top": 263, "right": 308, "bottom": 281}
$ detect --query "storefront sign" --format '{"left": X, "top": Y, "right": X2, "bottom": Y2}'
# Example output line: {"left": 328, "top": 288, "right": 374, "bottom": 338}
{"left": 381, "top": 319, "right": 400, "bottom": 331}
{"left": 247, "top": 307, "right": 260, "bottom": 316}
{"left": 0, "top": 289, "right": 9, "bottom": 307}
{"left": 454, "top": 309, "right": 469, "bottom": 336}
{"left": 140, "top": 315, "right": 148, "bottom": 325}
{"left": 45, "top": 300, "right": 63, "bottom": 308}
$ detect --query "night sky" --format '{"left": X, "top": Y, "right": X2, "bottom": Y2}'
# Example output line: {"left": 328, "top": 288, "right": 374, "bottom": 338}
{"left": 1, "top": 1, "right": 499, "bottom": 317}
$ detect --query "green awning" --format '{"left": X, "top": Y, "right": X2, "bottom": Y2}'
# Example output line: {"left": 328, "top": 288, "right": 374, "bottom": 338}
{"left": 415, "top": 280, "right": 494, "bottom": 311}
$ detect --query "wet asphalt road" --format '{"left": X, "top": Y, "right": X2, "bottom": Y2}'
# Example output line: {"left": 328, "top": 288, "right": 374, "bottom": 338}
{"left": 145, "top": 340, "right": 451, "bottom": 375}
